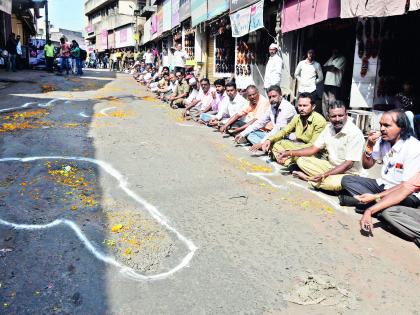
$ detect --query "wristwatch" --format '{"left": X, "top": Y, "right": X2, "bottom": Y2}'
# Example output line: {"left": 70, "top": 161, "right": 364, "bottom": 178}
{"left": 375, "top": 194, "right": 381, "bottom": 202}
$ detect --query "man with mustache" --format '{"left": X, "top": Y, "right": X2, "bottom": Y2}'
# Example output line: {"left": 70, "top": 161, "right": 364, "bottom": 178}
{"left": 260, "top": 92, "right": 326, "bottom": 167}
{"left": 341, "top": 109, "right": 420, "bottom": 210}
{"left": 274, "top": 101, "right": 365, "bottom": 191}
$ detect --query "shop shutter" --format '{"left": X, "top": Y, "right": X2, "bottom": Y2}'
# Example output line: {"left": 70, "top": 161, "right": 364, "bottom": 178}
{"left": 207, "top": 35, "right": 215, "bottom": 83}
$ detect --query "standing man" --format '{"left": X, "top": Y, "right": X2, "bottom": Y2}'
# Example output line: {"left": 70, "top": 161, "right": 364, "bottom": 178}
{"left": 5, "top": 33, "right": 17, "bottom": 72}
{"left": 276, "top": 101, "right": 365, "bottom": 192}
{"left": 59, "top": 37, "right": 71, "bottom": 75}
{"left": 294, "top": 49, "right": 323, "bottom": 99}
{"left": 240, "top": 85, "right": 296, "bottom": 147}
{"left": 71, "top": 40, "right": 83, "bottom": 76}
{"left": 261, "top": 92, "right": 327, "bottom": 167}
{"left": 173, "top": 43, "right": 189, "bottom": 74}
{"left": 44, "top": 40, "right": 55, "bottom": 73}
{"left": 90, "top": 50, "right": 97, "bottom": 68}
{"left": 322, "top": 48, "right": 346, "bottom": 117}
{"left": 15, "top": 35, "right": 22, "bottom": 70}
{"left": 143, "top": 48, "right": 153, "bottom": 67}
{"left": 264, "top": 43, "right": 283, "bottom": 93}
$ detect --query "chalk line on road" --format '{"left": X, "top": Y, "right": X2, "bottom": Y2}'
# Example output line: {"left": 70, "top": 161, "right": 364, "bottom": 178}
{"left": 0, "top": 156, "right": 198, "bottom": 281}
{"left": 99, "top": 106, "right": 117, "bottom": 116}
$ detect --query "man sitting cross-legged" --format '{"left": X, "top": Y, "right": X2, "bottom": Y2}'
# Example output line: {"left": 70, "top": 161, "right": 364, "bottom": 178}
{"left": 182, "top": 78, "right": 215, "bottom": 120}
{"left": 260, "top": 92, "right": 327, "bottom": 167}
{"left": 356, "top": 171, "right": 420, "bottom": 246}
{"left": 236, "top": 85, "right": 296, "bottom": 147}
{"left": 168, "top": 71, "right": 190, "bottom": 109}
{"left": 199, "top": 79, "right": 227, "bottom": 123}
{"left": 219, "top": 85, "right": 270, "bottom": 136}
{"left": 208, "top": 82, "right": 248, "bottom": 128}
{"left": 274, "top": 101, "right": 365, "bottom": 191}
{"left": 340, "top": 109, "right": 420, "bottom": 210}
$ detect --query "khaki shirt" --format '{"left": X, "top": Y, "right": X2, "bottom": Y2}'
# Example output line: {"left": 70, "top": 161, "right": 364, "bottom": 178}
{"left": 268, "top": 111, "right": 326, "bottom": 147}
{"left": 314, "top": 120, "right": 365, "bottom": 174}
{"left": 174, "top": 79, "right": 189, "bottom": 96}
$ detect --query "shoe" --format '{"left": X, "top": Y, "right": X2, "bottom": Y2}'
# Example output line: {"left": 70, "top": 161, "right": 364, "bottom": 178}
{"left": 338, "top": 195, "right": 361, "bottom": 207}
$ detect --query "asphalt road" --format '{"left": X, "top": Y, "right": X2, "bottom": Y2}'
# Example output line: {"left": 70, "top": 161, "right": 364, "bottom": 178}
{"left": 0, "top": 70, "right": 419, "bottom": 315}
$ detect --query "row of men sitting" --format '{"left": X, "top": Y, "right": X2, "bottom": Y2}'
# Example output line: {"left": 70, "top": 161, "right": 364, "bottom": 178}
{"left": 140, "top": 69, "right": 420, "bottom": 247}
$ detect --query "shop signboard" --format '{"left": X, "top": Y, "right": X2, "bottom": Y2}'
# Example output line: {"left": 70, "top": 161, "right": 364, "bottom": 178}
{"left": 171, "top": 0, "right": 180, "bottom": 28}
{"left": 179, "top": 0, "right": 191, "bottom": 22}
{"left": 101, "top": 29, "right": 108, "bottom": 50}
{"left": 143, "top": 18, "right": 151, "bottom": 44}
{"left": 115, "top": 26, "right": 135, "bottom": 48}
{"left": 0, "top": 0, "right": 12, "bottom": 14}
{"left": 163, "top": 0, "right": 172, "bottom": 32}
{"left": 249, "top": 0, "right": 264, "bottom": 33}
{"left": 28, "top": 38, "right": 45, "bottom": 66}
{"left": 208, "top": 0, "right": 229, "bottom": 19}
{"left": 230, "top": 0, "right": 259, "bottom": 13}
{"left": 157, "top": 6, "right": 164, "bottom": 36}
{"left": 230, "top": 5, "right": 251, "bottom": 37}
{"left": 191, "top": 0, "right": 207, "bottom": 27}
{"left": 151, "top": 13, "right": 158, "bottom": 34}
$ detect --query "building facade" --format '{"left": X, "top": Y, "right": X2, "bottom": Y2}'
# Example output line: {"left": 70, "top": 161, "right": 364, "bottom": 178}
{"left": 84, "top": 0, "right": 140, "bottom": 52}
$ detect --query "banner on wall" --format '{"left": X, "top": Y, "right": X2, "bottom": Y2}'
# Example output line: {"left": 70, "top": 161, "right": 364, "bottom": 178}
{"left": 143, "top": 18, "right": 151, "bottom": 44}
{"left": 230, "top": 0, "right": 259, "bottom": 13}
{"left": 230, "top": 0, "right": 264, "bottom": 37}
{"left": 208, "top": 0, "right": 229, "bottom": 20}
{"left": 115, "top": 26, "right": 135, "bottom": 48}
{"left": 28, "top": 38, "right": 46, "bottom": 65}
{"left": 157, "top": 6, "right": 163, "bottom": 36}
{"left": 191, "top": 0, "right": 207, "bottom": 26}
{"left": 101, "top": 30, "right": 108, "bottom": 49}
{"left": 171, "top": 0, "right": 180, "bottom": 28}
{"left": 179, "top": 0, "right": 191, "bottom": 22}
{"left": 230, "top": 6, "right": 251, "bottom": 37}
{"left": 151, "top": 14, "right": 158, "bottom": 34}
{"left": 249, "top": 0, "right": 264, "bottom": 33}
{"left": 0, "top": 0, "right": 12, "bottom": 14}
{"left": 163, "top": 0, "right": 172, "bottom": 32}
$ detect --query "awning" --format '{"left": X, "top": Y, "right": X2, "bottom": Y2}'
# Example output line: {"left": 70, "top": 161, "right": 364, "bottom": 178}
{"left": 281, "top": 0, "right": 340, "bottom": 33}
{"left": 340, "top": 0, "right": 406, "bottom": 18}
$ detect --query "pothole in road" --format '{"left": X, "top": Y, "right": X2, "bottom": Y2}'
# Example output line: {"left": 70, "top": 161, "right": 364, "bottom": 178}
{"left": 0, "top": 158, "right": 196, "bottom": 280}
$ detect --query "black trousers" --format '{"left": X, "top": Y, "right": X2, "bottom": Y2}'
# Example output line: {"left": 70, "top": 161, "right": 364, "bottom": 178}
{"left": 341, "top": 175, "right": 420, "bottom": 208}
{"left": 46, "top": 57, "right": 54, "bottom": 72}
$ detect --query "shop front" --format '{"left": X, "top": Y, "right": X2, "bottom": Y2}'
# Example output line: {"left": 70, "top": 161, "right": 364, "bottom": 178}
{"left": 230, "top": 0, "right": 276, "bottom": 91}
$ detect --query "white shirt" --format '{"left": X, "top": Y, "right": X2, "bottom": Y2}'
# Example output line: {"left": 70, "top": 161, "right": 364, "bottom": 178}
{"left": 324, "top": 55, "right": 346, "bottom": 87}
{"left": 144, "top": 52, "right": 153, "bottom": 64}
{"left": 173, "top": 50, "right": 189, "bottom": 68}
{"left": 295, "top": 59, "right": 323, "bottom": 93}
{"left": 264, "top": 54, "right": 283, "bottom": 88}
{"left": 169, "top": 80, "right": 177, "bottom": 92}
{"left": 90, "top": 52, "right": 96, "bottom": 60}
{"left": 186, "top": 87, "right": 199, "bottom": 104}
{"left": 16, "top": 41, "right": 22, "bottom": 55}
{"left": 314, "top": 120, "right": 365, "bottom": 175}
{"left": 240, "top": 98, "right": 296, "bottom": 141}
{"left": 216, "top": 93, "right": 248, "bottom": 120}
{"left": 372, "top": 136, "right": 420, "bottom": 198}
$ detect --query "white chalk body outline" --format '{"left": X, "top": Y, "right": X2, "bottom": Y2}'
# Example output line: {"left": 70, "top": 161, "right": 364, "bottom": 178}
{"left": 0, "top": 156, "right": 197, "bottom": 281}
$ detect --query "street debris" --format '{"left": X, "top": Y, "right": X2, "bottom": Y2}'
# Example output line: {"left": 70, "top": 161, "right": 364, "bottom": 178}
{"left": 283, "top": 271, "right": 358, "bottom": 310}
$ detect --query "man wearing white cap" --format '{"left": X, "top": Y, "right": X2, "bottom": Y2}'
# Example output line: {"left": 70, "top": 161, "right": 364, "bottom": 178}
{"left": 183, "top": 77, "right": 200, "bottom": 108}
{"left": 264, "top": 43, "right": 283, "bottom": 92}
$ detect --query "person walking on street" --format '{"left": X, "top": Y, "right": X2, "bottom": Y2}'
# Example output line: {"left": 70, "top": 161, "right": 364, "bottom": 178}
{"left": 322, "top": 47, "right": 346, "bottom": 117}
{"left": 15, "top": 35, "right": 22, "bottom": 70}
{"left": 58, "top": 37, "right": 71, "bottom": 75}
{"left": 295, "top": 49, "right": 323, "bottom": 100}
{"left": 173, "top": 43, "right": 189, "bottom": 74}
{"left": 90, "top": 50, "right": 97, "bottom": 68}
{"left": 264, "top": 43, "right": 283, "bottom": 93}
{"left": 71, "top": 40, "right": 83, "bottom": 75}
{"left": 44, "top": 40, "right": 55, "bottom": 73}
{"left": 5, "top": 33, "right": 17, "bottom": 72}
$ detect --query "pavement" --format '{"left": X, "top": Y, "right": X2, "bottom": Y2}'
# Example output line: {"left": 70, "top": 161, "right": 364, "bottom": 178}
{"left": 0, "top": 69, "right": 419, "bottom": 314}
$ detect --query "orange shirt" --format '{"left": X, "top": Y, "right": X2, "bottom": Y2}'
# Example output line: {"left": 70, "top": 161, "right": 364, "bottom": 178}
{"left": 239, "top": 94, "right": 271, "bottom": 128}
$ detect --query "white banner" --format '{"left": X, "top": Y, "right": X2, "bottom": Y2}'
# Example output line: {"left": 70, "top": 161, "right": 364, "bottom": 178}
{"left": 0, "top": 0, "right": 12, "bottom": 14}
{"left": 230, "top": 6, "right": 251, "bottom": 37}
{"left": 249, "top": 0, "right": 264, "bottom": 33}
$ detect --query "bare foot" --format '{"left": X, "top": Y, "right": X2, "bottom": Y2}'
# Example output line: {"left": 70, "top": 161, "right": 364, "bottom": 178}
{"left": 292, "top": 171, "right": 310, "bottom": 181}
